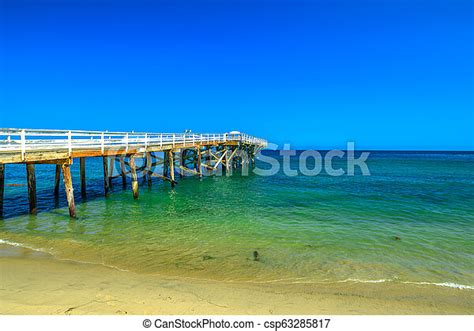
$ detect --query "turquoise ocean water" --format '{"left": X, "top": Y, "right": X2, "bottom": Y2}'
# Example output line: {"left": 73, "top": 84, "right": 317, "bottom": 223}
{"left": 1, "top": 151, "right": 473, "bottom": 289}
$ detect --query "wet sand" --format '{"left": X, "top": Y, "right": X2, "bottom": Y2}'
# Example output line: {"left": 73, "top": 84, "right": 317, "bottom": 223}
{"left": 0, "top": 246, "right": 472, "bottom": 315}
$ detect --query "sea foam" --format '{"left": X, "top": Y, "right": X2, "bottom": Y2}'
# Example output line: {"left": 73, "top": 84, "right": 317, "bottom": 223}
{"left": 338, "top": 277, "right": 473, "bottom": 290}
{"left": 0, "top": 238, "right": 47, "bottom": 253}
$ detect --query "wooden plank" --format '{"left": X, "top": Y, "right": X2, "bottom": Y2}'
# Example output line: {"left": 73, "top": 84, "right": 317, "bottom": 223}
{"left": 29, "top": 159, "right": 71, "bottom": 165}
{"left": 129, "top": 155, "right": 139, "bottom": 199}
{"left": 54, "top": 164, "right": 61, "bottom": 197}
{"left": 61, "top": 163, "right": 76, "bottom": 218}
{"left": 26, "top": 163, "right": 37, "bottom": 214}
{"left": 103, "top": 156, "right": 110, "bottom": 197}
{"left": 0, "top": 164, "right": 4, "bottom": 217}
{"left": 80, "top": 157, "right": 86, "bottom": 198}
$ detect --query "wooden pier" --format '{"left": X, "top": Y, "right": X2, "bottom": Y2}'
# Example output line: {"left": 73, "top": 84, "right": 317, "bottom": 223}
{"left": 0, "top": 129, "right": 267, "bottom": 218}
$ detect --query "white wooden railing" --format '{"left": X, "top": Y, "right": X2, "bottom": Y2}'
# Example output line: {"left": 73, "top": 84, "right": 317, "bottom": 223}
{"left": 0, "top": 128, "right": 267, "bottom": 160}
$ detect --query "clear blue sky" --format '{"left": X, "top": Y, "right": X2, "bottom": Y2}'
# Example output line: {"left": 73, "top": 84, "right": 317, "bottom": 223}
{"left": 0, "top": 0, "right": 472, "bottom": 150}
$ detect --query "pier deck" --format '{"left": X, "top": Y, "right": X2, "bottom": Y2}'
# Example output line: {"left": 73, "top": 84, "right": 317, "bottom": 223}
{"left": 0, "top": 129, "right": 267, "bottom": 218}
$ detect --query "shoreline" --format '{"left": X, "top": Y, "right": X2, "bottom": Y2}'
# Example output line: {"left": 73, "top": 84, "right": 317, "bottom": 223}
{"left": 0, "top": 245, "right": 472, "bottom": 315}
{"left": 1, "top": 237, "right": 472, "bottom": 291}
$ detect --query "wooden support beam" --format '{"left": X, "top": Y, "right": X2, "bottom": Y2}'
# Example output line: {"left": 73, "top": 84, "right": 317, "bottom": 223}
{"left": 150, "top": 173, "right": 178, "bottom": 185}
{"left": 129, "top": 155, "right": 139, "bottom": 199}
{"left": 80, "top": 157, "right": 86, "bottom": 198}
{"left": 212, "top": 151, "right": 227, "bottom": 170}
{"left": 61, "top": 163, "right": 76, "bottom": 218}
{"left": 103, "top": 156, "right": 110, "bottom": 197}
{"left": 54, "top": 164, "right": 61, "bottom": 197}
{"left": 119, "top": 156, "right": 127, "bottom": 188}
{"left": 26, "top": 163, "right": 37, "bottom": 214}
{"left": 169, "top": 150, "right": 175, "bottom": 188}
{"left": 201, "top": 163, "right": 215, "bottom": 171}
{"left": 0, "top": 164, "right": 4, "bottom": 217}
{"left": 177, "top": 165, "right": 200, "bottom": 176}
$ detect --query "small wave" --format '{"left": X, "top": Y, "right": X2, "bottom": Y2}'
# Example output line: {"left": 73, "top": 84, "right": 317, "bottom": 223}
{"left": 0, "top": 239, "right": 47, "bottom": 253}
{"left": 0, "top": 238, "right": 130, "bottom": 273}
{"left": 53, "top": 256, "right": 131, "bottom": 273}
{"left": 338, "top": 278, "right": 392, "bottom": 284}
{"left": 402, "top": 281, "right": 474, "bottom": 290}
{"left": 337, "top": 278, "right": 473, "bottom": 290}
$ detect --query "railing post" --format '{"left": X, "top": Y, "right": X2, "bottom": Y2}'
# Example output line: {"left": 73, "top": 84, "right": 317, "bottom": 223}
{"left": 20, "top": 129, "right": 26, "bottom": 161}
{"left": 125, "top": 133, "right": 129, "bottom": 152}
{"left": 172, "top": 134, "right": 175, "bottom": 147}
{"left": 144, "top": 133, "right": 148, "bottom": 149}
{"left": 101, "top": 133, "right": 105, "bottom": 154}
{"left": 67, "top": 130, "right": 72, "bottom": 156}
{"left": 160, "top": 133, "right": 163, "bottom": 147}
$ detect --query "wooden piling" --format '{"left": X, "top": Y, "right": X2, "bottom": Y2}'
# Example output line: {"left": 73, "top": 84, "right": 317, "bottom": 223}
{"left": 146, "top": 152, "right": 153, "bottom": 187}
{"left": 54, "top": 164, "right": 61, "bottom": 197}
{"left": 206, "top": 146, "right": 212, "bottom": 173}
{"left": 207, "top": 146, "right": 212, "bottom": 166}
{"left": 0, "top": 164, "right": 4, "bottom": 217}
{"left": 108, "top": 157, "right": 114, "bottom": 187}
{"left": 61, "top": 164, "right": 76, "bottom": 218}
{"left": 180, "top": 149, "right": 186, "bottom": 178}
{"left": 119, "top": 156, "right": 127, "bottom": 188}
{"left": 197, "top": 147, "right": 202, "bottom": 177}
{"left": 103, "top": 156, "right": 110, "bottom": 196}
{"left": 80, "top": 157, "right": 86, "bottom": 198}
{"left": 223, "top": 146, "right": 229, "bottom": 175}
{"left": 169, "top": 150, "right": 175, "bottom": 188}
{"left": 163, "top": 151, "right": 169, "bottom": 177}
{"left": 26, "top": 163, "right": 37, "bottom": 214}
{"left": 129, "top": 155, "right": 139, "bottom": 199}
{"left": 232, "top": 147, "right": 238, "bottom": 169}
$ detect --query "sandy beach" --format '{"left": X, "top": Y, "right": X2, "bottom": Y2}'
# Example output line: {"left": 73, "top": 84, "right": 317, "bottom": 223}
{"left": 0, "top": 245, "right": 472, "bottom": 315}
